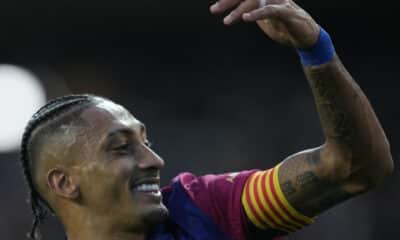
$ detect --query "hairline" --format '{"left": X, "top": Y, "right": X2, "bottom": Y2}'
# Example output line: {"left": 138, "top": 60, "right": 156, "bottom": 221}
{"left": 28, "top": 96, "right": 111, "bottom": 161}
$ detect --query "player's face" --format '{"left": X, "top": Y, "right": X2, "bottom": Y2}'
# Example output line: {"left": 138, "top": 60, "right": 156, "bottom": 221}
{"left": 72, "top": 100, "right": 168, "bottom": 231}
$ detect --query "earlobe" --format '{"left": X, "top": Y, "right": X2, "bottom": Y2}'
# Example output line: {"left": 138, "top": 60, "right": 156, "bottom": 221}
{"left": 47, "top": 167, "right": 80, "bottom": 200}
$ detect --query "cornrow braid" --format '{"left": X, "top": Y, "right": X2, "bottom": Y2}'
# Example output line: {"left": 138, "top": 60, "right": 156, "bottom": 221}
{"left": 20, "top": 94, "right": 99, "bottom": 240}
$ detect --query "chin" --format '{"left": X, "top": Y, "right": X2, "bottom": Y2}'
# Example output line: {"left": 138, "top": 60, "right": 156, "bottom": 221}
{"left": 140, "top": 203, "right": 169, "bottom": 229}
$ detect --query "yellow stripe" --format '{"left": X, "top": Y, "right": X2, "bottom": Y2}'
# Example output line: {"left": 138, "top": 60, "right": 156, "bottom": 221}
{"left": 254, "top": 171, "right": 291, "bottom": 232}
{"left": 274, "top": 164, "right": 314, "bottom": 225}
{"left": 248, "top": 172, "right": 276, "bottom": 228}
{"left": 265, "top": 169, "right": 302, "bottom": 229}
{"left": 241, "top": 175, "right": 267, "bottom": 229}
{"left": 260, "top": 170, "right": 297, "bottom": 232}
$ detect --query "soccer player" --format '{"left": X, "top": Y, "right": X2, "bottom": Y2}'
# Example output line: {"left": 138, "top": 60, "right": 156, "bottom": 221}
{"left": 20, "top": 0, "right": 393, "bottom": 239}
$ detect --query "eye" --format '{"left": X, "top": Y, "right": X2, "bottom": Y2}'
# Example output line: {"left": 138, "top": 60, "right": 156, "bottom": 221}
{"left": 112, "top": 143, "right": 134, "bottom": 155}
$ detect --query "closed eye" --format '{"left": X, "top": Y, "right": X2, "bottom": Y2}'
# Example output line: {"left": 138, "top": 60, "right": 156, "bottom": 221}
{"left": 112, "top": 143, "right": 134, "bottom": 155}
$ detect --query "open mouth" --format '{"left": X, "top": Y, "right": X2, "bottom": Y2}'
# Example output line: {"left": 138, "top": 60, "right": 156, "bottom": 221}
{"left": 130, "top": 177, "right": 162, "bottom": 199}
{"left": 134, "top": 183, "right": 160, "bottom": 192}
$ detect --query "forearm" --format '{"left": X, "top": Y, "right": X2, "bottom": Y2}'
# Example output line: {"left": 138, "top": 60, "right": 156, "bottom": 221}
{"left": 304, "top": 55, "right": 393, "bottom": 183}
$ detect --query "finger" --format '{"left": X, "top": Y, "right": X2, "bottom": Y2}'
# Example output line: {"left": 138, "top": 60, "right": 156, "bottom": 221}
{"left": 223, "top": 0, "right": 259, "bottom": 25}
{"left": 223, "top": 0, "right": 286, "bottom": 25}
{"left": 242, "top": 4, "right": 289, "bottom": 21}
{"left": 210, "top": 0, "right": 242, "bottom": 14}
{"left": 260, "top": 0, "right": 287, "bottom": 5}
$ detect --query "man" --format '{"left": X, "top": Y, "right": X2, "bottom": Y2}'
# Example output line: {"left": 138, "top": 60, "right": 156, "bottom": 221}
{"left": 20, "top": 0, "right": 393, "bottom": 239}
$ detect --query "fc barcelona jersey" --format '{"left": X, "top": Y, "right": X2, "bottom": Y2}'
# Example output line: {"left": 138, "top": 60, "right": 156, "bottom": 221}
{"left": 148, "top": 171, "right": 285, "bottom": 240}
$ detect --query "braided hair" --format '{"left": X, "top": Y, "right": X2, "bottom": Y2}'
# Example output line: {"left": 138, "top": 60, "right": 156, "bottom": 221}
{"left": 20, "top": 94, "right": 102, "bottom": 240}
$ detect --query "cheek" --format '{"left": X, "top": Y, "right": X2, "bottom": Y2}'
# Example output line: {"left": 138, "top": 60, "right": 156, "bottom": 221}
{"left": 79, "top": 159, "right": 134, "bottom": 204}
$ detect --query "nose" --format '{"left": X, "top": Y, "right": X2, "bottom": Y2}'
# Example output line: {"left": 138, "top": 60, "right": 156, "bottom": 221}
{"left": 136, "top": 144, "right": 165, "bottom": 169}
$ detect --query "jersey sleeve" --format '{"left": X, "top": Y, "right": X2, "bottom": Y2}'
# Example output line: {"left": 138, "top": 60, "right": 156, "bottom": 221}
{"left": 175, "top": 170, "right": 281, "bottom": 240}
{"left": 174, "top": 165, "right": 315, "bottom": 240}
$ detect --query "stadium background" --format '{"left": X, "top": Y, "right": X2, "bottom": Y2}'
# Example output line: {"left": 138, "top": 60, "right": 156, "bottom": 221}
{"left": 0, "top": 0, "right": 399, "bottom": 239}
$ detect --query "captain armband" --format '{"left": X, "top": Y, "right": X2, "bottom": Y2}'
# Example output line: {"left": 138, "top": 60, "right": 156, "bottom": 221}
{"left": 241, "top": 164, "right": 314, "bottom": 233}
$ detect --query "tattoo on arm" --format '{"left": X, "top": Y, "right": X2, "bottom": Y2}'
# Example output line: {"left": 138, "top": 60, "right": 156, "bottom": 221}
{"left": 305, "top": 60, "right": 355, "bottom": 145}
{"left": 281, "top": 181, "right": 296, "bottom": 196}
{"left": 273, "top": 58, "right": 384, "bottom": 220}
{"left": 279, "top": 148, "right": 355, "bottom": 217}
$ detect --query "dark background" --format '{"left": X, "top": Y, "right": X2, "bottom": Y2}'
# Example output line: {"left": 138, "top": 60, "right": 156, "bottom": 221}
{"left": 0, "top": 1, "right": 399, "bottom": 239}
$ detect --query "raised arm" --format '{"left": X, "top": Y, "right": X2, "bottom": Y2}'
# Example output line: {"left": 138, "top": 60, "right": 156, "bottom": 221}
{"left": 277, "top": 53, "right": 393, "bottom": 217}
{"left": 210, "top": 0, "right": 393, "bottom": 234}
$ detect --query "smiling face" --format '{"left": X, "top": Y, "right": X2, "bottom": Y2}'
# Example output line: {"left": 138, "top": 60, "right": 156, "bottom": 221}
{"left": 65, "top": 99, "right": 168, "bottom": 232}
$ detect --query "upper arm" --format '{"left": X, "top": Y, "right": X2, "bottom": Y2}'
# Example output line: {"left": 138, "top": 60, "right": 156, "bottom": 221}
{"left": 278, "top": 145, "right": 366, "bottom": 217}
{"left": 241, "top": 144, "right": 370, "bottom": 236}
{"left": 180, "top": 145, "right": 370, "bottom": 238}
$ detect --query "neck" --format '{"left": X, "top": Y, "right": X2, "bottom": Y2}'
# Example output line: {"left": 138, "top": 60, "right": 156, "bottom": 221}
{"left": 67, "top": 229, "right": 146, "bottom": 240}
{"left": 60, "top": 206, "right": 147, "bottom": 240}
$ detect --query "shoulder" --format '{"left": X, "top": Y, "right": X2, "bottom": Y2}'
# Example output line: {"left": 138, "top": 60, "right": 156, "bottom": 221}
{"left": 162, "top": 170, "right": 260, "bottom": 240}
{"left": 173, "top": 170, "right": 257, "bottom": 200}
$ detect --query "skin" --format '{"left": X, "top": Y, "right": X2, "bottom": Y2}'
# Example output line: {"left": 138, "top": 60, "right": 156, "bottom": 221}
{"left": 32, "top": 1, "right": 393, "bottom": 239}
{"left": 37, "top": 100, "right": 168, "bottom": 240}
{"left": 209, "top": 0, "right": 393, "bottom": 224}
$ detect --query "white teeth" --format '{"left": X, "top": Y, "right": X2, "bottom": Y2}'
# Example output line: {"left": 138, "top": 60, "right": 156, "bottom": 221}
{"left": 135, "top": 184, "right": 160, "bottom": 192}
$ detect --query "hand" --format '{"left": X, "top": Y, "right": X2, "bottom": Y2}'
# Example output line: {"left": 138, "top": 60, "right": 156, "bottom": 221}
{"left": 209, "top": 0, "right": 320, "bottom": 49}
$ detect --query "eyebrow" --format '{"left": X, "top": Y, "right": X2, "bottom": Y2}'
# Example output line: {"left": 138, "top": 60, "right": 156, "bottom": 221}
{"left": 106, "top": 123, "right": 146, "bottom": 141}
{"left": 106, "top": 128, "right": 133, "bottom": 141}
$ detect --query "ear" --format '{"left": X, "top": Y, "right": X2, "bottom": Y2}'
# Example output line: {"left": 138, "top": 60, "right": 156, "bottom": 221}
{"left": 47, "top": 167, "right": 80, "bottom": 200}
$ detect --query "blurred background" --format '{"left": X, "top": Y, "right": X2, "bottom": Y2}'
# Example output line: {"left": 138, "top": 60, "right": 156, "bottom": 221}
{"left": 0, "top": 0, "right": 399, "bottom": 239}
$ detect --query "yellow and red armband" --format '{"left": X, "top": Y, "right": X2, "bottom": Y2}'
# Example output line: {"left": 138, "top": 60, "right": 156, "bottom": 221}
{"left": 241, "top": 164, "right": 314, "bottom": 232}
